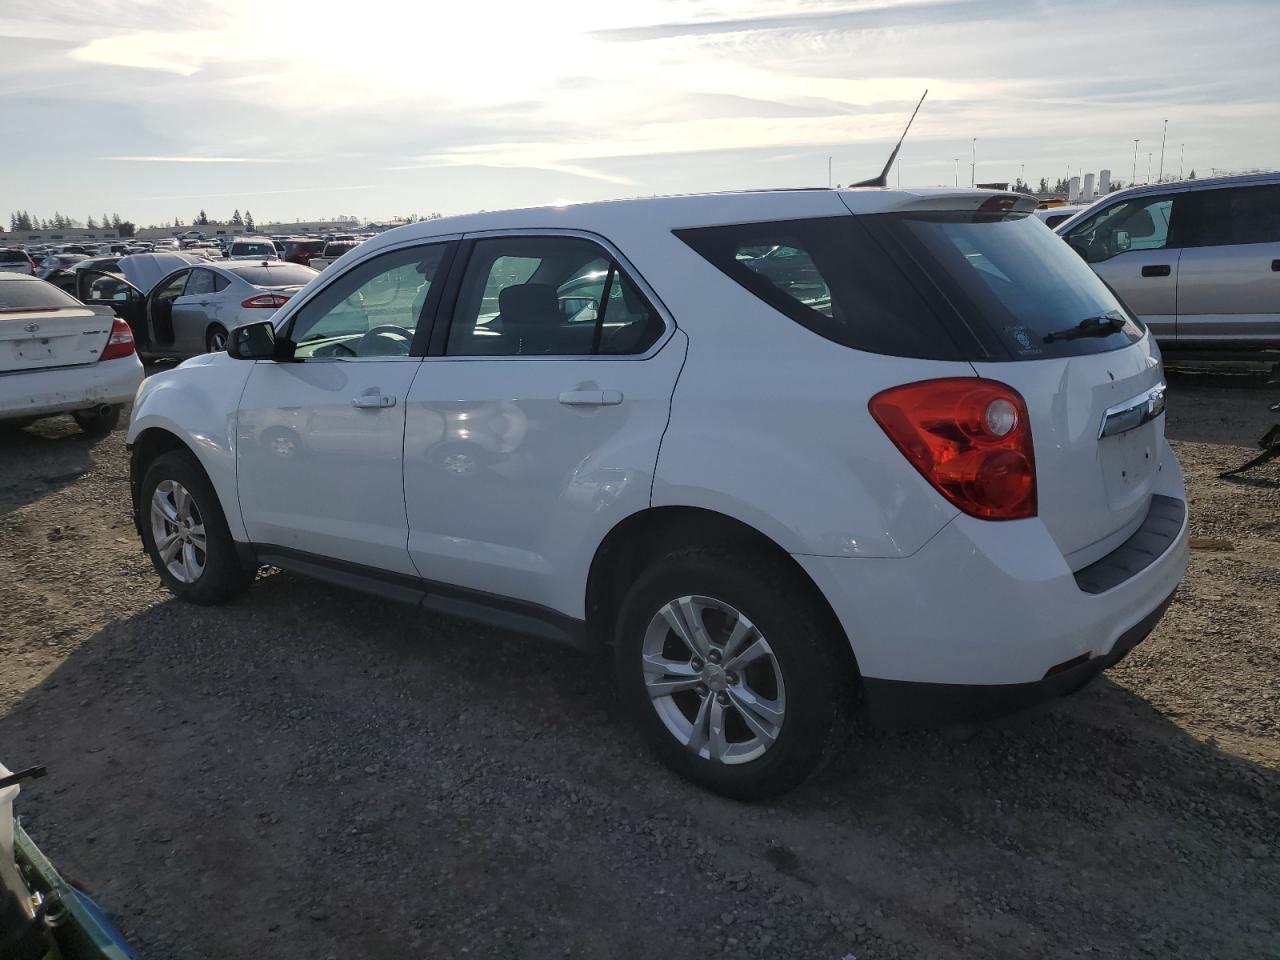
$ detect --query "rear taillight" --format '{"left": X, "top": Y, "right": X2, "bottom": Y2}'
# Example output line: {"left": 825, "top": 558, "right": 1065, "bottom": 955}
{"left": 241, "top": 293, "right": 290, "bottom": 309}
{"left": 869, "top": 378, "right": 1036, "bottom": 520}
{"left": 100, "top": 317, "right": 136, "bottom": 361}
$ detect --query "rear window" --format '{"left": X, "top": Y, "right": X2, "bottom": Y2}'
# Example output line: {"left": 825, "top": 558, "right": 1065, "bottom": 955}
{"left": 231, "top": 242, "right": 276, "bottom": 257}
{"left": 0, "top": 250, "right": 31, "bottom": 263}
{"left": 0, "top": 278, "right": 81, "bottom": 311}
{"left": 232, "top": 264, "right": 317, "bottom": 286}
{"left": 877, "top": 212, "right": 1143, "bottom": 358}
{"left": 675, "top": 217, "right": 964, "bottom": 360}
{"left": 323, "top": 242, "right": 359, "bottom": 257}
{"left": 286, "top": 240, "right": 325, "bottom": 254}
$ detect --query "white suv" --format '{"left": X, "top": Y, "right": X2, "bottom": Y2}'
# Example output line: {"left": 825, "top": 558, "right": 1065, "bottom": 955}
{"left": 126, "top": 189, "right": 1189, "bottom": 798}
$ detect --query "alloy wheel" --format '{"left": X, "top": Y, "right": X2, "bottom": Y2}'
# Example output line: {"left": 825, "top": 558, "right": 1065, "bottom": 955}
{"left": 150, "top": 479, "right": 207, "bottom": 584}
{"left": 642, "top": 595, "right": 786, "bottom": 765}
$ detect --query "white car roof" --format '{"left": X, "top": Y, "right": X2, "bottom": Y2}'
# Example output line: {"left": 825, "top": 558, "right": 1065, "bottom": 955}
{"left": 349, "top": 187, "right": 1024, "bottom": 261}
{"left": 116, "top": 252, "right": 210, "bottom": 292}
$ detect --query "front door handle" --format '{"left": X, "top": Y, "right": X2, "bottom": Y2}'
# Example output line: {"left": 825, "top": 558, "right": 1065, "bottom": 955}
{"left": 351, "top": 392, "right": 396, "bottom": 409}
{"left": 1271, "top": 259, "right": 1280, "bottom": 272}
{"left": 559, "top": 389, "right": 623, "bottom": 407}
{"left": 1141, "top": 264, "right": 1171, "bottom": 278}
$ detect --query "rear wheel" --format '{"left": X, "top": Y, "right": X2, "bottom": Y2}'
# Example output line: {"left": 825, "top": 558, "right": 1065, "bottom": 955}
{"left": 616, "top": 548, "right": 852, "bottom": 799}
{"left": 140, "top": 450, "right": 255, "bottom": 604}
{"left": 205, "top": 324, "right": 229, "bottom": 353}
{"left": 72, "top": 404, "right": 121, "bottom": 435}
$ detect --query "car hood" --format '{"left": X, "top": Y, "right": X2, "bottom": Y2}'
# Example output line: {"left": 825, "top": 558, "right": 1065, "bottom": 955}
{"left": 117, "top": 252, "right": 209, "bottom": 293}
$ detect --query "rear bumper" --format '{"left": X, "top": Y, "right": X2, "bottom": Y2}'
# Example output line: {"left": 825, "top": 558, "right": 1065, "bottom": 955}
{"left": 860, "top": 589, "right": 1175, "bottom": 727}
{"left": 794, "top": 441, "right": 1189, "bottom": 727}
{"left": 0, "top": 355, "right": 143, "bottom": 420}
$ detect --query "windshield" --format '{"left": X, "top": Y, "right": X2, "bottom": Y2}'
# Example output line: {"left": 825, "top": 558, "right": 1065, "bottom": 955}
{"left": 877, "top": 212, "right": 1143, "bottom": 359}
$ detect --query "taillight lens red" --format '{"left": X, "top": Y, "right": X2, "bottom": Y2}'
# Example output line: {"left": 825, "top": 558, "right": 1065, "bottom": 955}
{"left": 100, "top": 317, "right": 136, "bottom": 361}
{"left": 241, "top": 293, "right": 290, "bottom": 309}
{"left": 869, "top": 378, "right": 1036, "bottom": 520}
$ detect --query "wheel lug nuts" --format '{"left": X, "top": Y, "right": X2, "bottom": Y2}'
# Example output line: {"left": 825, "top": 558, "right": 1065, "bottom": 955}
{"left": 708, "top": 649, "right": 721, "bottom": 663}
{"left": 691, "top": 658, "right": 703, "bottom": 670}
{"left": 716, "top": 693, "right": 729, "bottom": 705}
{"left": 695, "top": 683, "right": 709, "bottom": 696}
{"left": 726, "top": 673, "right": 738, "bottom": 685}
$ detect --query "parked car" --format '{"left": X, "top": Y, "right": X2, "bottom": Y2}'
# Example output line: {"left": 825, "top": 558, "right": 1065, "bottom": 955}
{"left": 126, "top": 189, "right": 1188, "bottom": 798}
{"left": 228, "top": 237, "right": 279, "bottom": 260}
{"left": 79, "top": 256, "right": 317, "bottom": 357}
{"left": 36, "top": 253, "right": 87, "bottom": 280}
{"left": 307, "top": 239, "right": 361, "bottom": 271}
{"left": 0, "top": 273, "right": 142, "bottom": 433}
{"left": 0, "top": 248, "right": 37, "bottom": 275}
{"left": 1034, "top": 204, "right": 1088, "bottom": 229}
{"left": 1055, "top": 171, "right": 1280, "bottom": 353}
{"left": 283, "top": 238, "right": 325, "bottom": 266}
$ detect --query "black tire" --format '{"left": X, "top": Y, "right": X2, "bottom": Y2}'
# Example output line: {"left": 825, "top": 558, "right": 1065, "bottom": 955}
{"left": 615, "top": 547, "right": 853, "bottom": 800}
{"left": 205, "top": 324, "right": 229, "bottom": 354}
{"left": 140, "top": 450, "right": 256, "bottom": 604}
{"left": 72, "top": 404, "right": 122, "bottom": 435}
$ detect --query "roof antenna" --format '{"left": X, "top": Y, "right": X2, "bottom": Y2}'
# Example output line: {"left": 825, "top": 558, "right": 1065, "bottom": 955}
{"left": 849, "top": 89, "right": 929, "bottom": 189}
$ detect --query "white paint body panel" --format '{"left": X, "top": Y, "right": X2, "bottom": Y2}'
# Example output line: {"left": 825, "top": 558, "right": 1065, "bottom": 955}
{"left": 403, "top": 332, "right": 687, "bottom": 616}
{"left": 236, "top": 358, "right": 422, "bottom": 574}
{"left": 0, "top": 354, "right": 142, "bottom": 420}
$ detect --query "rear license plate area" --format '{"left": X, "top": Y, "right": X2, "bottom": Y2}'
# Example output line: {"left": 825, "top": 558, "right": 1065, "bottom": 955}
{"left": 1100, "top": 420, "right": 1159, "bottom": 511}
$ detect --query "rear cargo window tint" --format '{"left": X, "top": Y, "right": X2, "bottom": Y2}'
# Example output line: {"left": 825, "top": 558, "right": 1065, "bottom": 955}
{"left": 675, "top": 217, "right": 962, "bottom": 360}
{"left": 0, "top": 278, "right": 81, "bottom": 311}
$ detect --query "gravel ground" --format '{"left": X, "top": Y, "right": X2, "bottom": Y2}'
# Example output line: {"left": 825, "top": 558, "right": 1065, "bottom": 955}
{"left": 1, "top": 367, "right": 1278, "bottom": 959}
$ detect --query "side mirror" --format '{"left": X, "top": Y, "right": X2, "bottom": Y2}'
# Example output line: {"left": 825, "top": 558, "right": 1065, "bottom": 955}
{"left": 228, "top": 320, "right": 291, "bottom": 360}
{"left": 1114, "top": 230, "right": 1131, "bottom": 252}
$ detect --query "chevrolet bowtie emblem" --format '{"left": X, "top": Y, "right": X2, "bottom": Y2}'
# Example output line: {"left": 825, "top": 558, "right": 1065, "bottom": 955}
{"left": 23, "top": 323, "right": 39, "bottom": 333}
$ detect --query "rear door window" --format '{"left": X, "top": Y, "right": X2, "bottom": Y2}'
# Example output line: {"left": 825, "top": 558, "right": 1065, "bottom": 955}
{"left": 184, "top": 269, "right": 216, "bottom": 296}
{"left": 1175, "top": 185, "right": 1280, "bottom": 247}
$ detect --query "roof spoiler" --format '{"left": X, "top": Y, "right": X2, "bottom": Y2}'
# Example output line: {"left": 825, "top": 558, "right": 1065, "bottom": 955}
{"left": 850, "top": 89, "right": 928, "bottom": 189}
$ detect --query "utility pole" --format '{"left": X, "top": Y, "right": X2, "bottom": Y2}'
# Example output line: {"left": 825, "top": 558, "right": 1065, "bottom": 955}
{"left": 970, "top": 138, "right": 976, "bottom": 187}
{"left": 1132, "top": 139, "right": 1140, "bottom": 184}
{"left": 1158, "top": 119, "right": 1168, "bottom": 181}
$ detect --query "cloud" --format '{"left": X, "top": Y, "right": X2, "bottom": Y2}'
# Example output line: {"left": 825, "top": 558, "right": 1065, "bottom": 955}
{"left": 105, "top": 156, "right": 287, "bottom": 163}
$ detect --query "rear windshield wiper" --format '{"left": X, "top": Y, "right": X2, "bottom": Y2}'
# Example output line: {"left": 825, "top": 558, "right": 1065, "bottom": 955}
{"left": 1042, "top": 314, "right": 1126, "bottom": 344}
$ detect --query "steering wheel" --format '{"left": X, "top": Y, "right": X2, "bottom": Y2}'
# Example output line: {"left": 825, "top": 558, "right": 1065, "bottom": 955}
{"left": 354, "top": 324, "right": 413, "bottom": 356}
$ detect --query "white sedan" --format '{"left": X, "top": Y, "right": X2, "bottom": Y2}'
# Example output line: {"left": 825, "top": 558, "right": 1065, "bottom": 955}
{"left": 0, "top": 273, "right": 143, "bottom": 433}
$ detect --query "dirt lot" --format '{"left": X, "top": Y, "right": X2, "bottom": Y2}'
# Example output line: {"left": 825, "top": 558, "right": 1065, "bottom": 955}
{"left": 1, "top": 368, "right": 1278, "bottom": 959}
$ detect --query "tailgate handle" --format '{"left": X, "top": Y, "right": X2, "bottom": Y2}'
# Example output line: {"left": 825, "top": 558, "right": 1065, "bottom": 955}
{"left": 1099, "top": 383, "right": 1166, "bottom": 439}
{"left": 1141, "top": 264, "right": 1171, "bottom": 278}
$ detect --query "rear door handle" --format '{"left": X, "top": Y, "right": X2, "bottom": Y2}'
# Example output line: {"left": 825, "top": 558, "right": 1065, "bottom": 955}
{"left": 1141, "top": 264, "right": 1171, "bottom": 277}
{"left": 558, "top": 389, "right": 623, "bottom": 406}
{"left": 351, "top": 392, "right": 396, "bottom": 409}
{"left": 1271, "top": 259, "right": 1280, "bottom": 272}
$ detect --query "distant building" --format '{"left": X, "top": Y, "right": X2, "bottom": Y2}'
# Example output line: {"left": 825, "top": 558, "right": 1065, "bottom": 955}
{"left": 0, "top": 226, "right": 121, "bottom": 245}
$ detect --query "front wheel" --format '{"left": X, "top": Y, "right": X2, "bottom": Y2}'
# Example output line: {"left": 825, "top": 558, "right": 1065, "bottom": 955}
{"left": 140, "top": 450, "right": 255, "bottom": 604}
{"left": 616, "top": 548, "right": 853, "bottom": 799}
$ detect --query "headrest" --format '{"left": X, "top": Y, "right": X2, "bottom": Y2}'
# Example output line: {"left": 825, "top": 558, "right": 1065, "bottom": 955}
{"left": 498, "top": 283, "right": 558, "bottom": 324}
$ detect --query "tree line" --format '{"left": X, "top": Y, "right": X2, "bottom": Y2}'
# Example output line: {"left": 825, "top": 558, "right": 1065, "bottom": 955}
{"left": 9, "top": 211, "right": 137, "bottom": 236}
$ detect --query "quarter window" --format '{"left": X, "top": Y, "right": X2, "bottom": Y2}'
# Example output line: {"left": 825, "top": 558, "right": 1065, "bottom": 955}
{"left": 445, "top": 236, "right": 664, "bottom": 357}
{"left": 288, "top": 243, "right": 448, "bottom": 358}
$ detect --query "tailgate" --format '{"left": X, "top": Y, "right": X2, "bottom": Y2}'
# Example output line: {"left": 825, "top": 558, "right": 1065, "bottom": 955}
{"left": 0, "top": 306, "right": 116, "bottom": 373}
{"left": 974, "top": 335, "right": 1166, "bottom": 567}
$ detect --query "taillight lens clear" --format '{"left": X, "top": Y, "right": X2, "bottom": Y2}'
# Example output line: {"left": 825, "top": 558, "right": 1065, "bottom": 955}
{"left": 241, "top": 293, "right": 290, "bottom": 309}
{"left": 869, "top": 378, "right": 1036, "bottom": 520}
{"left": 100, "top": 317, "right": 136, "bottom": 361}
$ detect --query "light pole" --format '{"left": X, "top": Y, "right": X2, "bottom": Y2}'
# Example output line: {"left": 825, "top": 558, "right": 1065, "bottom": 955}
{"left": 970, "top": 138, "right": 976, "bottom": 187}
{"left": 1158, "top": 119, "right": 1168, "bottom": 182}
{"left": 1132, "top": 139, "right": 1140, "bottom": 184}
{"left": 1147, "top": 152, "right": 1152, "bottom": 184}
{"left": 828, "top": 156, "right": 832, "bottom": 189}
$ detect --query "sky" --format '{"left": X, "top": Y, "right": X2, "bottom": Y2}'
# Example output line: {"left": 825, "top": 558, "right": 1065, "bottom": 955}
{"left": 3, "top": 0, "right": 1278, "bottom": 227}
